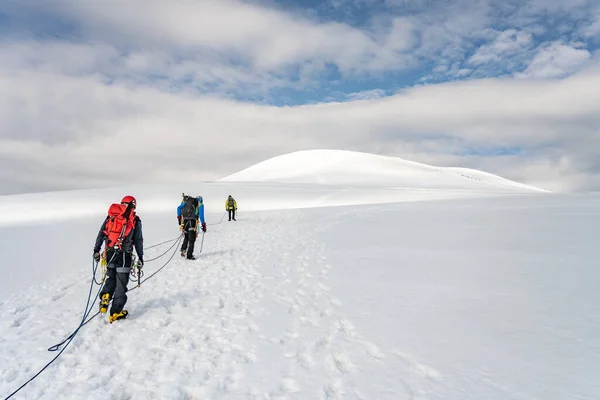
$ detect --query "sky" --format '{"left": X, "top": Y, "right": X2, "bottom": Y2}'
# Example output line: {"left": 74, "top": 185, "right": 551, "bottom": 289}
{"left": 1, "top": 0, "right": 599, "bottom": 194}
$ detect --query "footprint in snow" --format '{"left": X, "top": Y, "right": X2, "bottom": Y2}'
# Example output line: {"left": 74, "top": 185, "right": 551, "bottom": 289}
{"left": 315, "top": 335, "right": 331, "bottom": 349}
{"left": 329, "top": 297, "right": 342, "bottom": 307}
{"left": 335, "top": 319, "right": 355, "bottom": 336}
{"left": 298, "top": 315, "right": 318, "bottom": 327}
{"left": 59, "top": 282, "right": 77, "bottom": 291}
{"left": 319, "top": 308, "right": 334, "bottom": 317}
{"left": 279, "top": 378, "right": 300, "bottom": 393}
{"left": 10, "top": 305, "right": 31, "bottom": 315}
{"left": 156, "top": 316, "right": 173, "bottom": 328}
{"left": 317, "top": 283, "right": 331, "bottom": 291}
{"left": 393, "top": 350, "right": 442, "bottom": 381}
{"left": 10, "top": 313, "right": 28, "bottom": 328}
{"left": 364, "top": 342, "right": 385, "bottom": 359}
{"left": 332, "top": 352, "right": 354, "bottom": 373}
{"left": 3, "top": 368, "right": 18, "bottom": 383}
{"left": 51, "top": 292, "right": 67, "bottom": 302}
{"left": 288, "top": 304, "right": 300, "bottom": 314}
{"left": 323, "top": 379, "right": 345, "bottom": 399}
{"left": 295, "top": 347, "right": 315, "bottom": 369}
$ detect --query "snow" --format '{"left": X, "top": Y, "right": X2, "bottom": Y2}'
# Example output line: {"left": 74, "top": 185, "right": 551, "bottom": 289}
{"left": 1, "top": 151, "right": 598, "bottom": 400}
{"left": 0, "top": 150, "right": 543, "bottom": 230}
{"left": 221, "top": 150, "right": 547, "bottom": 193}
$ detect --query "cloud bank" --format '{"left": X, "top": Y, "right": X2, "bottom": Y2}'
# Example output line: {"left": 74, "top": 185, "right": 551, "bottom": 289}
{"left": 1, "top": 0, "right": 599, "bottom": 194}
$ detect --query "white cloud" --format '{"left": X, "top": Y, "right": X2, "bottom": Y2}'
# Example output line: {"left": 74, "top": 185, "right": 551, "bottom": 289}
{"left": 5, "top": 0, "right": 593, "bottom": 91}
{"left": 525, "top": 0, "right": 591, "bottom": 13}
{"left": 0, "top": 1, "right": 428, "bottom": 100}
{"left": 2, "top": 0, "right": 600, "bottom": 195}
{"left": 50, "top": 0, "right": 415, "bottom": 74}
{"left": 0, "top": 41, "right": 121, "bottom": 76}
{"left": 1, "top": 61, "right": 600, "bottom": 194}
{"left": 518, "top": 42, "right": 592, "bottom": 79}
{"left": 468, "top": 29, "right": 533, "bottom": 66}
{"left": 346, "top": 89, "right": 387, "bottom": 100}
{"left": 413, "top": 0, "right": 491, "bottom": 58}
{"left": 0, "top": 40, "right": 301, "bottom": 99}
{"left": 582, "top": 8, "right": 600, "bottom": 38}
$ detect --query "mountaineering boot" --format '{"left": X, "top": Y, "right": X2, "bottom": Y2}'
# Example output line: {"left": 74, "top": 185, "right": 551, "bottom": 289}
{"left": 99, "top": 293, "right": 111, "bottom": 314}
{"left": 109, "top": 310, "right": 128, "bottom": 323}
{"left": 180, "top": 249, "right": 186, "bottom": 257}
{"left": 187, "top": 255, "right": 196, "bottom": 260}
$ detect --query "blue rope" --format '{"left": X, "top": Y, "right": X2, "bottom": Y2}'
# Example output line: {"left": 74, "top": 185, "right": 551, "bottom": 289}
{"left": 4, "top": 259, "right": 101, "bottom": 399}
{"left": 48, "top": 235, "right": 183, "bottom": 352}
{"left": 47, "top": 258, "right": 104, "bottom": 352}
{"left": 3, "top": 235, "right": 184, "bottom": 400}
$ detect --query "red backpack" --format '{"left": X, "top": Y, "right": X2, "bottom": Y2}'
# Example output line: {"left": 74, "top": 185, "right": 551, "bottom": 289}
{"left": 103, "top": 203, "right": 137, "bottom": 250}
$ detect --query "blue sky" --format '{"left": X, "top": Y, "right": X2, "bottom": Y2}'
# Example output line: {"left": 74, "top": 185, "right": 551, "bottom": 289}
{"left": 2, "top": 0, "right": 597, "bottom": 105}
{"left": 0, "top": 0, "right": 599, "bottom": 193}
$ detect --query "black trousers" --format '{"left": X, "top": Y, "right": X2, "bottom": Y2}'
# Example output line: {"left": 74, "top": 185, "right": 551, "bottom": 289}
{"left": 100, "top": 251, "right": 131, "bottom": 314}
{"left": 228, "top": 209, "right": 236, "bottom": 220}
{"left": 181, "top": 219, "right": 197, "bottom": 258}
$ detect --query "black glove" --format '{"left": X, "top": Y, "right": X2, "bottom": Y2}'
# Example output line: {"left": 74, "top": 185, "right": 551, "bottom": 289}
{"left": 201, "top": 222, "right": 207, "bottom": 232}
{"left": 177, "top": 216, "right": 182, "bottom": 225}
{"left": 136, "top": 259, "right": 143, "bottom": 269}
{"left": 93, "top": 252, "right": 101, "bottom": 262}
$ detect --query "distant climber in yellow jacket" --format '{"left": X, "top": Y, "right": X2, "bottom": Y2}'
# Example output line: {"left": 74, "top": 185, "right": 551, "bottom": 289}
{"left": 225, "top": 195, "right": 237, "bottom": 221}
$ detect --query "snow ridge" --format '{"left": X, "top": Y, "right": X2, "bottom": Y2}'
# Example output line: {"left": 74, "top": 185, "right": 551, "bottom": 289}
{"left": 221, "top": 149, "right": 546, "bottom": 192}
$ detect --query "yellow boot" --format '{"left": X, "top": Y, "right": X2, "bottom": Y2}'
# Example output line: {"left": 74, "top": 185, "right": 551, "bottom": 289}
{"left": 99, "top": 293, "right": 111, "bottom": 314}
{"left": 109, "top": 310, "right": 128, "bottom": 323}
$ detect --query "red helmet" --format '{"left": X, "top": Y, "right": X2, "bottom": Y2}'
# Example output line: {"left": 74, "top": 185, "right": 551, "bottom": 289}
{"left": 121, "top": 195, "right": 137, "bottom": 208}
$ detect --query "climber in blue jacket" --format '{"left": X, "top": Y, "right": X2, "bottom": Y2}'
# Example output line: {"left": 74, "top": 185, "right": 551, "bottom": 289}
{"left": 177, "top": 194, "right": 206, "bottom": 260}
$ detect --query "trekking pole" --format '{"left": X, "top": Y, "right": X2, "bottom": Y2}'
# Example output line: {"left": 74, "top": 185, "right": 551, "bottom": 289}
{"left": 199, "top": 231, "right": 205, "bottom": 253}
{"left": 137, "top": 266, "right": 141, "bottom": 287}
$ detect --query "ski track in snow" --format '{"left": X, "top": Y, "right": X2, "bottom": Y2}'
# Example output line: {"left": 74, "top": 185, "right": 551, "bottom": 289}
{"left": 0, "top": 209, "right": 434, "bottom": 400}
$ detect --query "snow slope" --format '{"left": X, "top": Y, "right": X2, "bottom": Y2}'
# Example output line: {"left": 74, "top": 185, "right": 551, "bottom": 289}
{"left": 1, "top": 191, "right": 599, "bottom": 400}
{"left": 221, "top": 149, "right": 546, "bottom": 193}
{"left": 0, "top": 175, "right": 544, "bottom": 297}
{"left": 1, "top": 152, "right": 597, "bottom": 400}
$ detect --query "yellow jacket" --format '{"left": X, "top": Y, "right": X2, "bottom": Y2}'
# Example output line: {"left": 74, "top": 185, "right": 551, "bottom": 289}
{"left": 225, "top": 198, "right": 237, "bottom": 210}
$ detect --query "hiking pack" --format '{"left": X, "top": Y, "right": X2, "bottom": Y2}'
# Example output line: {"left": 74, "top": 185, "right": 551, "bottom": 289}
{"left": 181, "top": 196, "right": 198, "bottom": 220}
{"left": 103, "top": 202, "right": 136, "bottom": 250}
